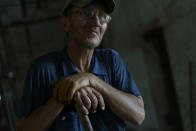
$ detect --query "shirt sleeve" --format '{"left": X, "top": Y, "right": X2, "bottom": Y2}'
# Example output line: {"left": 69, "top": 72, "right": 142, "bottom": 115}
{"left": 111, "top": 50, "right": 141, "bottom": 96}
{"left": 16, "top": 62, "right": 43, "bottom": 118}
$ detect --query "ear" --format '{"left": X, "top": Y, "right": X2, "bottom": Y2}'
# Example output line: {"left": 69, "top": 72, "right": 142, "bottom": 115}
{"left": 59, "top": 16, "right": 70, "bottom": 32}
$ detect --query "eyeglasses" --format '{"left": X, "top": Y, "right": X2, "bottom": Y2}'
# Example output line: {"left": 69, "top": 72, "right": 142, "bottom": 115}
{"left": 70, "top": 9, "right": 112, "bottom": 24}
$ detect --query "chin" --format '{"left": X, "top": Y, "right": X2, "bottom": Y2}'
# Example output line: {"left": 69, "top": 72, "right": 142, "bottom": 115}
{"left": 86, "top": 43, "right": 100, "bottom": 49}
{"left": 84, "top": 38, "right": 101, "bottom": 49}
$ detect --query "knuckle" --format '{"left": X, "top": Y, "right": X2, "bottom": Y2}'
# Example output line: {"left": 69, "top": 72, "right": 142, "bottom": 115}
{"left": 81, "top": 106, "right": 86, "bottom": 111}
{"left": 83, "top": 87, "right": 88, "bottom": 92}
{"left": 75, "top": 91, "right": 80, "bottom": 96}
{"left": 85, "top": 86, "right": 91, "bottom": 90}
{"left": 92, "top": 99, "right": 98, "bottom": 106}
{"left": 86, "top": 99, "right": 91, "bottom": 106}
{"left": 79, "top": 88, "right": 85, "bottom": 93}
{"left": 82, "top": 95, "right": 90, "bottom": 103}
{"left": 96, "top": 93, "right": 102, "bottom": 99}
{"left": 94, "top": 90, "right": 101, "bottom": 95}
{"left": 86, "top": 87, "right": 92, "bottom": 93}
{"left": 92, "top": 95, "right": 97, "bottom": 102}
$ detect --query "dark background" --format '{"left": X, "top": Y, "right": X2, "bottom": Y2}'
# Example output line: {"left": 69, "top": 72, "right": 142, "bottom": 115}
{"left": 0, "top": 0, "right": 195, "bottom": 131}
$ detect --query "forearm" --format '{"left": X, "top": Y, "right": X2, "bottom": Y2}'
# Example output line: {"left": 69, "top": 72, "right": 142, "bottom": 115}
{"left": 15, "top": 97, "right": 64, "bottom": 131}
{"left": 93, "top": 77, "right": 145, "bottom": 125}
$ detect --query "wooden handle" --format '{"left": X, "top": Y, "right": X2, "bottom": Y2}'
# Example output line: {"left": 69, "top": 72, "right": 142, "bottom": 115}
{"left": 74, "top": 103, "right": 94, "bottom": 131}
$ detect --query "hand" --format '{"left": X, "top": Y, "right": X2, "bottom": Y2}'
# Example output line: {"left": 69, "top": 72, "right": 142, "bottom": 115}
{"left": 74, "top": 87, "right": 105, "bottom": 115}
{"left": 52, "top": 73, "right": 95, "bottom": 105}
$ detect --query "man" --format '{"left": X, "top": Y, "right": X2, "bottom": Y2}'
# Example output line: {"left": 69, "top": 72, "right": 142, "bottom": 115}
{"left": 15, "top": 0, "right": 145, "bottom": 130}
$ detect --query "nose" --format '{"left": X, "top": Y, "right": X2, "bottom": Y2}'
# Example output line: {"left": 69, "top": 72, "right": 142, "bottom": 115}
{"left": 90, "top": 15, "right": 102, "bottom": 26}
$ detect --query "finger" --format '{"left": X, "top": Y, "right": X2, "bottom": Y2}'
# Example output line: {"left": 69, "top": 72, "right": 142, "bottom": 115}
{"left": 92, "top": 89, "right": 105, "bottom": 111}
{"left": 79, "top": 89, "right": 91, "bottom": 110}
{"left": 61, "top": 82, "right": 69, "bottom": 105}
{"left": 57, "top": 77, "right": 72, "bottom": 105}
{"left": 74, "top": 91, "right": 89, "bottom": 115}
{"left": 73, "top": 91, "right": 78, "bottom": 102}
{"left": 61, "top": 80, "right": 73, "bottom": 105}
{"left": 67, "top": 83, "right": 78, "bottom": 105}
{"left": 63, "top": 80, "right": 71, "bottom": 105}
{"left": 53, "top": 82, "right": 62, "bottom": 103}
{"left": 86, "top": 89, "right": 98, "bottom": 113}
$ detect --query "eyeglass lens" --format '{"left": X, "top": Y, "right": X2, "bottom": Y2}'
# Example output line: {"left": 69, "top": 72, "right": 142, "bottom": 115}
{"left": 79, "top": 10, "right": 111, "bottom": 24}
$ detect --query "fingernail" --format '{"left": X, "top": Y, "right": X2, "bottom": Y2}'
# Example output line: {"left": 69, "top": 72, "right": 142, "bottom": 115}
{"left": 102, "top": 107, "right": 105, "bottom": 110}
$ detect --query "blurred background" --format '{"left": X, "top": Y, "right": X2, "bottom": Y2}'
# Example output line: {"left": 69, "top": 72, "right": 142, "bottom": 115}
{"left": 0, "top": 0, "right": 196, "bottom": 131}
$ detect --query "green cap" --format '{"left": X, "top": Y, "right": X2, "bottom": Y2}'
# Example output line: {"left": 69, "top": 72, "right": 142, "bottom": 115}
{"left": 62, "top": 0, "right": 115, "bottom": 14}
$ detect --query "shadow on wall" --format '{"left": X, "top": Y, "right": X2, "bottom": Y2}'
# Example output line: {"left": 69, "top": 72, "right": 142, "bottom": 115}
{"left": 141, "top": 27, "right": 183, "bottom": 131}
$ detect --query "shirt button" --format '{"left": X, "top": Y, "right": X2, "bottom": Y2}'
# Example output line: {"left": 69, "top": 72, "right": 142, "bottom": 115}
{"left": 62, "top": 116, "right": 66, "bottom": 121}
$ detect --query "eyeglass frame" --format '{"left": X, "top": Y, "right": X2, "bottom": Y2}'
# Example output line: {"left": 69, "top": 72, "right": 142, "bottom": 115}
{"left": 65, "top": 8, "right": 112, "bottom": 25}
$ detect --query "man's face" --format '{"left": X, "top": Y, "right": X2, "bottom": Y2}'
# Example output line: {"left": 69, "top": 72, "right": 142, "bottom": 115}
{"left": 65, "top": 2, "right": 110, "bottom": 49}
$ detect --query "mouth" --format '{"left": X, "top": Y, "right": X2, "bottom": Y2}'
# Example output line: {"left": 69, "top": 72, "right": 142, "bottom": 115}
{"left": 88, "top": 30, "right": 98, "bottom": 36}
{"left": 87, "top": 27, "right": 99, "bottom": 37}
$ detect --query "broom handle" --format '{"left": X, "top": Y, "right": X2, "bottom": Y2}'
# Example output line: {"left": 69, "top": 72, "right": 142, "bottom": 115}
{"left": 74, "top": 103, "right": 94, "bottom": 131}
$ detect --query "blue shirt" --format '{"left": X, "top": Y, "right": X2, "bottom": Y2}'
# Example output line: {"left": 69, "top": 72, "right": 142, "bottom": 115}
{"left": 17, "top": 48, "right": 141, "bottom": 131}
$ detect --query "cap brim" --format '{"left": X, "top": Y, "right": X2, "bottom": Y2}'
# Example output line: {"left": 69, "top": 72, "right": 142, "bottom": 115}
{"left": 72, "top": 0, "right": 94, "bottom": 7}
{"left": 63, "top": 0, "right": 115, "bottom": 14}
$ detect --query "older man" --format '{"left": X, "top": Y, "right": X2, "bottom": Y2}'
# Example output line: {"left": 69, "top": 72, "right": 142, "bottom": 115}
{"left": 15, "top": 0, "right": 145, "bottom": 130}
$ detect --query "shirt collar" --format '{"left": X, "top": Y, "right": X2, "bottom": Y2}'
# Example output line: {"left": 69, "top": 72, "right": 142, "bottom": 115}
{"left": 91, "top": 50, "right": 107, "bottom": 75}
{"left": 62, "top": 48, "right": 78, "bottom": 74}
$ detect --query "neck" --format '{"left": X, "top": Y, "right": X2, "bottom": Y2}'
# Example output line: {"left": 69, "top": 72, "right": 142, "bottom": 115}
{"left": 67, "top": 43, "right": 94, "bottom": 73}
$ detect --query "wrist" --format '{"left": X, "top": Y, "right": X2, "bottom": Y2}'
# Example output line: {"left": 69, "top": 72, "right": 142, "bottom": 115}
{"left": 51, "top": 97, "right": 64, "bottom": 107}
{"left": 89, "top": 73, "right": 98, "bottom": 87}
{"left": 89, "top": 74, "right": 104, "bottom": 92}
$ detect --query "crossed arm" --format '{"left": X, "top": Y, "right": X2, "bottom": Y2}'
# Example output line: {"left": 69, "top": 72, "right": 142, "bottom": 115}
{"left": 15, "top": 73, "right": 145, "bottom": 131}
